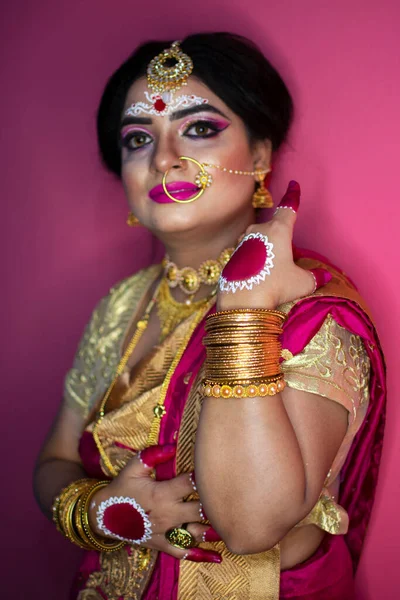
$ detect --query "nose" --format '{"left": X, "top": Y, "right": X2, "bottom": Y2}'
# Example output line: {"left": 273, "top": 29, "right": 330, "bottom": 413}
{"left": 150, "top": 135, "right": 182, "bottom": 175}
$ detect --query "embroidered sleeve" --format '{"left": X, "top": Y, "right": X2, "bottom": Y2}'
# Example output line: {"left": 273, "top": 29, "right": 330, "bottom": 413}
{"left": 281, "top": 314, "right": 370, "bottom": 426}
{"left": 63, "top": 266, "right": 160, "bottom": 419}
{"left": 64, "top": 295, "right": 111, "bottom": 419}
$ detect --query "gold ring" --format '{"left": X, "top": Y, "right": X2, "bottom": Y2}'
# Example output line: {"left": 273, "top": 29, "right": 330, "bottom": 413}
{"left": 162, "top": 156, "right": 212, "bottom": 203}
{"left": 165, "top": 526, "right": 196, "bottom": 549}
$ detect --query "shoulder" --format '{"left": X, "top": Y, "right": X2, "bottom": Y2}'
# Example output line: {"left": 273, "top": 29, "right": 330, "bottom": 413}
{"left": 63, "top": 263, "right": 161, "bottom": 418}
{"left": 103, "top": 263, "right": 161, "bottom": 314}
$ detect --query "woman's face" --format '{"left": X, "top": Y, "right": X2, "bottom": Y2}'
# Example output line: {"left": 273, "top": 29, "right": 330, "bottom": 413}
{"left": 120, "top": 76, "right": 271, "bottom": 239}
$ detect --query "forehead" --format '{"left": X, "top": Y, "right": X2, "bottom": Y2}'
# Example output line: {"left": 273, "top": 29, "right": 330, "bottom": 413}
{"left": 123, "top": 76, "right": 231, "bottom": 115}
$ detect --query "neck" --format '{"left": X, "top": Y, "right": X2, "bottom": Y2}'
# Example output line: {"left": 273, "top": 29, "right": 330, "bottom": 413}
{"left": 163, "top": 211, "right": 254, "bottom": 267}
{"left": 157, "top": 207, "right": 255, "bottom": 302}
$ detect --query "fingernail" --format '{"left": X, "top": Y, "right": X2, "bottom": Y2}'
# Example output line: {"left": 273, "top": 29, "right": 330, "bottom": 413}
{"left": 185, "top": 548, "right": 222, "bottom": 563}
{"left": 288, "top": 180, "right": 300, "bottom": 190}
{"left": 276, "top": 181, "right": 301, "bottom": 213}
{"left": 202, "top": 527, "right": 221, "bottom": 542}
{"left": 139, "top": 444, "right": 176, "bottom": 468}
{"left": 309, "top": 268, "right": 332, "bottom": 291}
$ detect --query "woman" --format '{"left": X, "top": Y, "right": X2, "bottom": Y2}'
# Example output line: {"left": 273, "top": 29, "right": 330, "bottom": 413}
{"left": 34, "top": 33, "right": 385, "bottom": 599}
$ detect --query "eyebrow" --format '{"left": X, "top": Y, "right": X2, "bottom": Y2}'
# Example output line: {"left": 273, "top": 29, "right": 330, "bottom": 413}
{"left": 120, "top": 104, "right": 229, "bottom": 128}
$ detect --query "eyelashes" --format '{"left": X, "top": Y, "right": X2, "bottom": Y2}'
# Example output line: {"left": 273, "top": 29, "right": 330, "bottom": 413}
{"left": 180, "top": 118, "right": 230, "bottom": 138}
{"left": 120, "top": 127, "right": 152, "bottom": 151}
{"left": 120, "top": 119, "right": 230, "bottom": 153}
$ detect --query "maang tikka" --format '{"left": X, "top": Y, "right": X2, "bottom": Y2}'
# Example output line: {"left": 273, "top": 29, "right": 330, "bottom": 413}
{"left": 125, "top": 41, "right": 209, "bottom": 118}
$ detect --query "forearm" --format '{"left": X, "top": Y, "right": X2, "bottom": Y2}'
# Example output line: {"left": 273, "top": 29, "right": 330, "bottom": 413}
{"left": 33, "top": 458, "right": 88, "bottom": 520}
{"left": 195, "top": 393, "right": 310, "bottom": 554}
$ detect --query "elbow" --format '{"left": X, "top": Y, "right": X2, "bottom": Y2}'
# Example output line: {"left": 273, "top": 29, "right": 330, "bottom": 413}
{"left": 223, "top": 526, "right": 287, "bottom": 555}
{"left": 217, "top": 505, "right": 312, "bottom": 555}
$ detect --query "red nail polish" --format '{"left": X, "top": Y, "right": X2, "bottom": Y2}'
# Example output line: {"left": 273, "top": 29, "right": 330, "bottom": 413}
{"left": 140, "top": 444, "right": 176, "bottom": 468}
{"left": 186, "top": 548, "right": 222, "bottom": 563}
{"left": 277, "top": 181, "right": 301, "bottom": 213}
{"left": 203, "top": 527, "right": 221, "bottom": 542}
{"left": 309, "top": 268, "right": 332, "bottom": 291}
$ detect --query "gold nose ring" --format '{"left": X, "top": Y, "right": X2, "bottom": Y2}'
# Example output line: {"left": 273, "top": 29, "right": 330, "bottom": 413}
{"left": 161, "top": 156, "right": 213, "bottom": 203}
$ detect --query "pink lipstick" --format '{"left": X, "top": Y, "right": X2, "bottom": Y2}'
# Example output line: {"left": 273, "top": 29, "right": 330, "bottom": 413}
{"left": 149, "top": 181, "right": 200, "bottom": 204}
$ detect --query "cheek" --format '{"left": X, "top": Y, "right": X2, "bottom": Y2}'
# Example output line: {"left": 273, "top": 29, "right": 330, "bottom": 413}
{"left": 121, "top": 164, "right": 146, "bottom": 199}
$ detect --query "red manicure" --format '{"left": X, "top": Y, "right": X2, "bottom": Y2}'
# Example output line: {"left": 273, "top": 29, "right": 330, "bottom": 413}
{"left": 277, "top": 180, "right": 301, "bottom": 213}
{"left": 203, "top": 527, "right": 221, "bottom": 542}
{"left": 139, "top": 444, "right": 176, "bottom": 468}
{"left": 309, "top": 268, "right": 332, "bottom": 291}
{"left": 185, "top": 548, "right": 222, "bottom": 563}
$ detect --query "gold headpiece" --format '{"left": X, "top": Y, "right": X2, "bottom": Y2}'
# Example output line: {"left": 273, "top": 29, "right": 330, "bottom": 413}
{"left": 147, "top": 41, "right": 193, "bottom": 104}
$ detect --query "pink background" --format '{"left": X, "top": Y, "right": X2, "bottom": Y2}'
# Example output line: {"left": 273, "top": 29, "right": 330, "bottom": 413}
{"left": 2, "top": 1, "right": 399, "bottom": 598}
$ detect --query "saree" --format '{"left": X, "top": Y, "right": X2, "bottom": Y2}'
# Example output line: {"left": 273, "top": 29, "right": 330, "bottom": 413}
{"left": 65, "top": 249, "right": 386, "bottom": 600}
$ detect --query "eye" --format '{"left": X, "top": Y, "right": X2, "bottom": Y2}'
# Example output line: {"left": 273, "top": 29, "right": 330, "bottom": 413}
{"left": 189, "top": 123, "right": 213, "bottom": 136}
{"left": 121, "top": 131, "right": 152, "bottom": 151}
{"left": 183, "top": 119, "right": 229, "bottom": 139}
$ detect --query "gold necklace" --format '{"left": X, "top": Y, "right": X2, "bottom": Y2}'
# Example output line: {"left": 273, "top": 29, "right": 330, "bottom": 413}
{"left": 157, "top": 278, "right": 216, "bottom": 341}
{"left": 162, "top": 247, "right": 234, "bottom": 296}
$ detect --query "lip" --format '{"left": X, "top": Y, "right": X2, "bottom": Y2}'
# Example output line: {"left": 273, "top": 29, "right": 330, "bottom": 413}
{"left": 149, "top": 181, "right": 200, "bottom": 204}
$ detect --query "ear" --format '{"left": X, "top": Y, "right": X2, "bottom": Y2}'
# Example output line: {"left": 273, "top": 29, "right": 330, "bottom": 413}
{"left": 251, "top": 138, "right": 273, "bottom": 169}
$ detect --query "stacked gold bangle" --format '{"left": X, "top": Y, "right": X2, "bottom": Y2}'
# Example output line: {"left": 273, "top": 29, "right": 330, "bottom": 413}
{"left": 52, "top": 479, "right": 125, "bottom": 552}
{"left": 202, "top": 309, "right": 287, "bottom": 398}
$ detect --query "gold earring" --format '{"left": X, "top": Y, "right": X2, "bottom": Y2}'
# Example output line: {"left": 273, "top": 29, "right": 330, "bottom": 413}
{"left": 252, "top": 171, "right": 273, "bottom": 209}
{"left": 126, "top": 212, "right": 140, "bottom": 227}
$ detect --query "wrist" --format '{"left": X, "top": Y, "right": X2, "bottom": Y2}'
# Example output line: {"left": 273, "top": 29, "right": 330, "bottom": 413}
{"left": 217, "top": 290, "right": 278, "bottom": 312}
{"left": 88, "top": 486, "right": 110, "bottom": 537}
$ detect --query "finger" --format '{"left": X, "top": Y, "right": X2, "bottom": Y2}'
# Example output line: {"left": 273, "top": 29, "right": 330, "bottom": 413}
{"left": 184, "top": 548, "right": 222, "bottom": 563}
{"left": 165, "top": 472, "right": 196, "bottom": 499}
{"left": 186, "top": 523, "right": 222, "bottom": 543}
{"left": 130, "top": 444, "right": 176, "bottom": 476}
{"left": 177, "top": 500, "right": 204, "bottom": 524}
{"left": 150, "top": 534, "right": 222, "bottom": 563}
{"left": 309, "top": 268, "right": 332, "bottom": 293}
{"left": 273, "top": 180, "right": 300, "bottom": 224}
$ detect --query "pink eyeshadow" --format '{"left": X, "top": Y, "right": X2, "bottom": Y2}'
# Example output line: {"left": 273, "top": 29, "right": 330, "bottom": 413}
{"left": 179, "top": 117, "right": 230, "bottom": 134}
{"left": 120, "top": 126, "right": 152, "bottom": 139}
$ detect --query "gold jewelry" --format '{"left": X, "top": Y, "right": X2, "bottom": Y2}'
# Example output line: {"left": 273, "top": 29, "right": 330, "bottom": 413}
{"left": 147, "top": 41, "right": 193, "bottom": 100}
{"left": 92, "top": 270, "right": 216, "bottom": 476}
{"left": 53, "top": 479, "right": 92, "bottom": 538}
{"left": 53, "top": 479, "right": 113, "bottom": 551}
{"left": 127, "top": 212, "right": 140, "bottom": 227}
{"left": 79, "top": 480, "right": 125, "bottom": 552}
{"left": 203, "top": 378, "right": 285, "bottom": 398}
{"left": 252, "top": 170, "right": 273, "bottom": 209}
{"left": 162, "top": 156, "right": 211, "bottom": 203}
{"left": 157, "top": 278, "right": 215, "bottom": 341}
{"left": 203, "top": 163, "right": 270, "bottom": 177}
{"left": 165, "top": 526, "right": 196, "bottom": 549}
{"left": 162, "top": 247, "right": 234, "bottom": 296}
{"left": 203, "top": 309, "right": 286, "bottom": 389}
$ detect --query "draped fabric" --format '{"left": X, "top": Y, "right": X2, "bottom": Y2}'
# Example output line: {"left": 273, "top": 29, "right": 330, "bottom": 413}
{"left": 68, "top": 250, "right": 385, "bottom": 600}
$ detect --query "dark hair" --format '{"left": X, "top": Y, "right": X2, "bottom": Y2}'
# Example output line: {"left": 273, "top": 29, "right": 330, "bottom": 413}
{"left": 97, "top": 32, "right": 293, "bottom": 177}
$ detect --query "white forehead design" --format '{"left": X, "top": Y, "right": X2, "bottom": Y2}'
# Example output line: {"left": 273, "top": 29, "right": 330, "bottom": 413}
{"left": 125, "top": 91, "right": 209, "bottom": 118}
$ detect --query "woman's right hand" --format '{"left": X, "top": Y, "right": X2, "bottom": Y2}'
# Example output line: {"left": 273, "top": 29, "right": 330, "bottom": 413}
{"left": 88, "top": 444, "right": 222, "bottom": 563}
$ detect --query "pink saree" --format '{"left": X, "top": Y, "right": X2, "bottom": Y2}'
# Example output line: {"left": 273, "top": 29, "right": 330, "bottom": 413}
{"left": 70, "top": 249, "right": 385, "bottom": 600}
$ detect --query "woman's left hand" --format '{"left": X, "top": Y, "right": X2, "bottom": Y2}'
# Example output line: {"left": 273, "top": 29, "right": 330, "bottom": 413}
{"left": 218, "top": 181, "right": 330, "bottom": 311}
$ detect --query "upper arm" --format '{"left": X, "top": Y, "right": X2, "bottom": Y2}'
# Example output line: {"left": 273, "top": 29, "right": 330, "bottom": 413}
{"left": 37, "top": 296, "right": 110, "bottom": 467}
{"left": 281, "top": 314, "right": 371, "bottom": 507}
{"left": 281, "top": 387, "right": 347, "bottom": 507}
{"left": 37, "top": 401, "right": 86, "bottom": 465}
